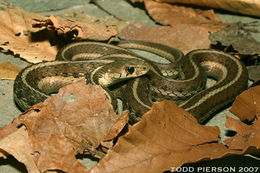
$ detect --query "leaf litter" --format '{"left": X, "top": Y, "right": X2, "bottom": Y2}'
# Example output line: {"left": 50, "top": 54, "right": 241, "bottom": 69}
{"left": 1, "top": 81, "right": 128, "bottom": 172}
{"left": 0, "top": 5, "right": 118, "bottom": 63}
{"left": 120, "top": 0, "right": 229, "bottom": 54}
{"left": 147, "top": 0, "right": 260, "bottom": 17}
{"left": 1, "top": 81, "right": 259, "bottom": 172}
{"left": 0, "top": 1, "right": 260, "bottom": 172}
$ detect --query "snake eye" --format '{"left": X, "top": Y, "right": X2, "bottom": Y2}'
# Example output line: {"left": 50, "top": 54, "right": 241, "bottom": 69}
{"left": 126, "top": 67, "right": 135, "bottom": 74}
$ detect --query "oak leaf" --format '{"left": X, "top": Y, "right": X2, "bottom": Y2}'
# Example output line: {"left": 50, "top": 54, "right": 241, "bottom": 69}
{"left": 89, "top": 100, "right": 237, "bottom": 173}
{"left": 0, "top": 81, "right": 128, "bottom": 172}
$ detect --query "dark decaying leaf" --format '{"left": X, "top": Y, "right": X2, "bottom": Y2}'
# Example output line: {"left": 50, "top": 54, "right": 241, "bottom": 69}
{"left": 209, "top": 22, "right": 260, "bottom": 55}
{"left": 247, "top": 65, "right": 260, "bottom": 81}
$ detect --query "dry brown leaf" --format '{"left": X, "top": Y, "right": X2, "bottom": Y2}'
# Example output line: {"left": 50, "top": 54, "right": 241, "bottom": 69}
{"left": 122, "top": 0, "right": 228, "bottom": 53}
{"left": 0, "top": 81, "right": 128, "bottom": 172}
{"left": 0, "top": 6, "right": 57, "bottom": 63}
{"left": 104, "top": 110, "right": 129, "bottom": 141}
{"left": 120, "top": 22, "right": 211, "bottom": 54}
{"left": 33, "top": 15, "right": 118, "bottom": 41}
{"left": 143, "top": 0, "right": 228, "bottom": 32}
{"left": 151, "top": 0, "right": 260, "bottom": 17}
{"left": 225, "top": 116, "right": 260, "bottom": 152}
{"left": 0, "top": 123, "right": 18, "bottom": 159}
{"left": 89, "top": 100, "right": 239, "bottom": 173}
{"left": 0, "top": 61, "right": 22, "bottom": 79}
{"left": 224, "top": 85, "right": 260, "bottom": 154}
{"left": 0, "top": 125, "right": 39, "bottom": 172}
{"left": 0, "top": 6, "right": 118, "bottom": 63}
{"left": 229, "top": 86, "right": 260, "bottom": 121}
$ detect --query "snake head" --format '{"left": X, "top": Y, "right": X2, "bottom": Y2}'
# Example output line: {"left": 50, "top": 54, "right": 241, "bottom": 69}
{"left": 97, "top": 59, "right": 151, "bottom": 87}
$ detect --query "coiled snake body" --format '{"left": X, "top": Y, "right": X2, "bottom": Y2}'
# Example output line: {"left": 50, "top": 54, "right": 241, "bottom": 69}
{"left": 13, "top": 40, "right": 248, "bottom": 124}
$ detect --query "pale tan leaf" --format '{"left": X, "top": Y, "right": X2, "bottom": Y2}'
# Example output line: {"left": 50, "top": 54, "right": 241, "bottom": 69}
{"left": 89, "top": 100, "right": 239, "bottom": 173}
{"left": 154, "top": 0, "right": 260, "bottom": 17}
{"left": 0, "top": 125, "right": 39, "bottom": 173}
{"left": 0, "top": 6, "right": 57, "bottom": 63}
{"left": 0, "top": 124, "right": 17, "bottom": 159}
{"left": 0, "top": 61, "right": 22, "bottom": 79}
{"left": 0, "top": 6, "right": 118, "bottom": 63}
{"left": 33, "top": 15, "right": 118, "bottom": 41}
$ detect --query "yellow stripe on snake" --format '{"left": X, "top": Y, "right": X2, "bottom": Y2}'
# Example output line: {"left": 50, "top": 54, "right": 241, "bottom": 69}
{"left": 13, "top": 40, "right": 248, "bottom": 124}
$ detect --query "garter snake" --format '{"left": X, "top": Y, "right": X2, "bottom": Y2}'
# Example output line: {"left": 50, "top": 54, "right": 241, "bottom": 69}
{"left": 13, "top": 40, "right": 248, "bottom": 124}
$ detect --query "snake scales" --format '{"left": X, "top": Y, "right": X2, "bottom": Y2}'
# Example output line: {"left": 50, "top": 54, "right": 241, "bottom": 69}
{"left": 13, "top": 40, "right": 248, "bottom": 124}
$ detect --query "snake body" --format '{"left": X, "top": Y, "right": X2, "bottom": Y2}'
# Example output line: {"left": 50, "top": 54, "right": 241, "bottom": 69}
{"left": 13, "top": 40, "right": 248, "bottom": 124}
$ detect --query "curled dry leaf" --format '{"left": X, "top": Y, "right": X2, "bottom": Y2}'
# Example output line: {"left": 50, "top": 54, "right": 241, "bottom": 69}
{"left": 0, "top": 125, "right": 39, "bottom": 172}
{"left": 224, "top": 85, "right": 260, "bottom": 154}
{"left": 224, "top": 116, "right": 260, "bottom": 153}
{"left": 229, "top": 86, "right": 260, "bottom": 121}
{"left": 0, "top": 61, "right": 22, "bottom": 79}
{"left": 122, "top": 0, "right": 228, "bottom": 53}
{"left": 0, "top": 6, "right": 118, "bottom": 63}
{"left": 90, "top": 100, "right": 239, "bottom": 173}
{"left": 0, "top": 123, "right": 19, "bottom": 159}
{"left": 33, "top": 15, "right": 118, "bottom": 41}
{"left": 151, "top": 0, "right": 260, "bottom": 17}
{"left": 104, "top": 111, "right": 129, "bottom": 141}
{"left": 0, "top": 81, "right": 128, "bottom": 172}
{"left": 120, "top": 22, "right": 212, "bottom": 54}
{"left": 141, "top": 0, "right": 228, "bottom": 32}
{"left": 0, "top": 6, "right": 57, "bottom": 63}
